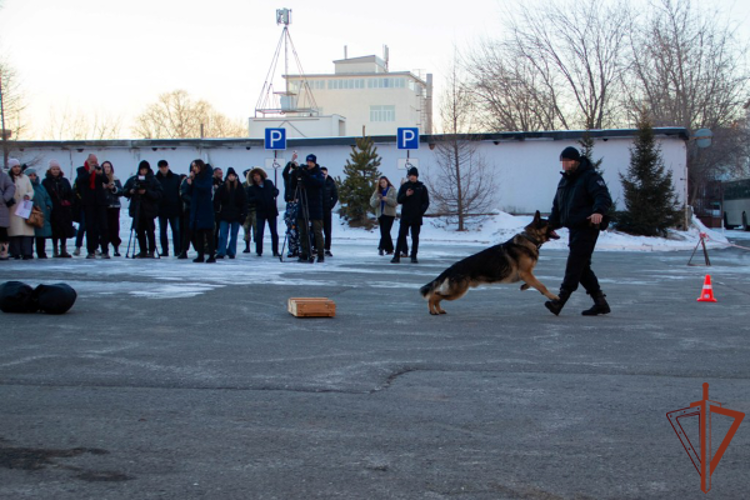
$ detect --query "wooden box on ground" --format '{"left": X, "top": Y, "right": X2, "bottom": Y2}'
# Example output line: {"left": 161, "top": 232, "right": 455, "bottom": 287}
{"left": 288, "top": 298, "right": 336, "bottom": 318}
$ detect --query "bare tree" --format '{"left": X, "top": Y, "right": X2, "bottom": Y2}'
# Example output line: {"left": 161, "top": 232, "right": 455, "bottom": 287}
{"left": 424, "top": 62, "right": 496, "bottom": 231}
{"left": 0, "top": 61, "right": 27, "bottom": 168}
{"left": 626, "top": 0, "right": 750, "bottom": 203}
{"left": 465, "top": 39, "right": 561, "bottom": 132}
{"left": 133, "top": 90, "right": 247, "bottom": 139}
{"left": 466, "top": 0, "right": 631, "bottom": 131}
{"left": 44, "top": 105, "right": 123, "bottom": 140}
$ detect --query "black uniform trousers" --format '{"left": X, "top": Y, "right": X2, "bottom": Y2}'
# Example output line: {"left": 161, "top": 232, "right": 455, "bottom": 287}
{"left": 561, "top": 227, "right": 601, "bottom": 294}
{"left": 395, "top": 222, "right": 420, "bottom": 258}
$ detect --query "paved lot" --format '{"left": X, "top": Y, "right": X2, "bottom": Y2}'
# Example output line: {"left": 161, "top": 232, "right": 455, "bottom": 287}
{"left": 1, "top": 240, "right": 749, "bottom": 499}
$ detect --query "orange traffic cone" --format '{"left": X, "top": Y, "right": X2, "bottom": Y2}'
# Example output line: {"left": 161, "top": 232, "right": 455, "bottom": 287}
{"left": 697, "top": 274, "right": 717, "bottom": 302}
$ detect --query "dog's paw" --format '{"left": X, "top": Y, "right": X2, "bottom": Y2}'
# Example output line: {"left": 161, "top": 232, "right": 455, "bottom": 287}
{"left": 430, "top": 311, "right": 439, "bottom": 316}
{"left": 520, "top": 284, "right": 530, "bottom": 291}
{"left": 439, "top": 310, "right": 447, "bottom": 315}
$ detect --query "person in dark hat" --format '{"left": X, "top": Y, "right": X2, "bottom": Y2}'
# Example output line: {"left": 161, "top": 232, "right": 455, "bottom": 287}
{"left": 545, "top": 146, "right": 612, "bottom": 316}
{"left": 294, "top": 154, "right": 326, "bottom": 263}
{"left": 246, "top": 167, "right": 280, "bottom": 257}
{"left": 214, "top": 167, "right": 247, "bottom": 259}
{"left": 391, "top": 166, "right": 429, "bottom": 264}
{"left": 123, "top": 160, "right": 163, "bottom": 258}
{"left": 155, "top": 159, "right": 182, "bottom": 257}
{"left": 74, "top": 153, "right": 111, "bottom": 259}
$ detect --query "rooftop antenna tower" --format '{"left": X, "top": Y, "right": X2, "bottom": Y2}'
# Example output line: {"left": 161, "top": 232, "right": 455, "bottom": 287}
{"left": 255, "top": 9, "right": 319, "bottom": 117}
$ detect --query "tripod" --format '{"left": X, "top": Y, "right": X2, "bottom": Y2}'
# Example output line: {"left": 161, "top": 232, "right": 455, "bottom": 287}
{"left": 279, "top": 170, "right": 311, "bottom": 262}
{"left": 125, "top": 191, "right": 160, "bottom": 259}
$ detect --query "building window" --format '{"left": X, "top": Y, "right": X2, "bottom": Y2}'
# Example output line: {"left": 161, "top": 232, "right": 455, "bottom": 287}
{"left": 370, "top": 105, "right": 396, "bottom": 122}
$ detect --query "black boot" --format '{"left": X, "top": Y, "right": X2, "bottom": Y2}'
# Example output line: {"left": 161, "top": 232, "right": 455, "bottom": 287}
{"left": 545, "top": 290, "right": 571, "bottom": 316}
{"left": 582, "top": 291, "right": 611, "bottom": 316}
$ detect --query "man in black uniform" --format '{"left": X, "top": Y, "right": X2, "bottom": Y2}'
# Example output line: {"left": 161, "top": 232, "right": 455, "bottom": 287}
{"left": 545, "top": 146, "right": 612, "bottom": 316}
{"left": 391, "top": 167, "right": 429, "bottom": 264}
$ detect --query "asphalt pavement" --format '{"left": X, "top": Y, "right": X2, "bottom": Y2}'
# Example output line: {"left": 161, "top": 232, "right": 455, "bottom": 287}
{"left": 1, "top": 240, "right": 749, "bottom": 499}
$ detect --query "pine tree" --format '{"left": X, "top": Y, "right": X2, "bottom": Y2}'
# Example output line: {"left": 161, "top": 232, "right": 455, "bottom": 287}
{"left": 616, "top": 112, "right": 682, "bottom": 236}
{"left": 336, "top": 131, "right": 382, "bottom": 228}
{"left": 578, "top": 130, "right": 603, "bottom": 173}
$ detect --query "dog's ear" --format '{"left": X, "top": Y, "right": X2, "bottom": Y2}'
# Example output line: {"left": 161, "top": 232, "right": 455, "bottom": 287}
{"left": 533, "top": 210, "right": 541, "bottom": 224}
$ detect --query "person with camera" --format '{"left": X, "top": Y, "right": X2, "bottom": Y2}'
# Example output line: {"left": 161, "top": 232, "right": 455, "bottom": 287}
{"left": 123, "top": 160, "right": 163, "bottom": 259}
{"left": 391, "top": 167, "right": 429, "bottom": 264}
{"left": 370, "top": 176, "right": 398, "bottom": 256}
{"left": 0, "top": 164, "right": 16, "bottom": 261}
{"left": 75, "top": 153, "right": 111, "bottom": 259}
{"left": 214, "top": 167, "right": 247, "bottom": 259}
{"left": 101, "top": 161, "right": 124, "bottom": 256}
{"left": 156, "top": 159, "right": 182, "bottom": 257}
{"left": 291, "top": 154, "right": 326, "bottom": 263}
{"left": 246, "top": 167, "right": 280, "bottom": 257}
{"left": 320, "top": 167, "right": 338, "bottom": 257}
{"left": 282, "top": 153, "right": 302, "bottom": 258}
{"left": 185, "top": 159, "right": 217, "bottom": 263}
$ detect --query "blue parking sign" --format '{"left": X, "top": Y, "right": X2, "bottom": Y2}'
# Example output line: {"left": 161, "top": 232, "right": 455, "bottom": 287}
{"left": 265, "top": 128, "right": 287, "bottom": 150}
{"left": 397, "top": 128, "right": 419, "bottom": 150}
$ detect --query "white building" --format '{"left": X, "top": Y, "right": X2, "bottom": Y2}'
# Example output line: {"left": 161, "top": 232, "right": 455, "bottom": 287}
{"left": 6, "top": 128, "right": 688, "bottom": 218}
{"left": 282, "top": 54, "right": 433, "bottom": 137}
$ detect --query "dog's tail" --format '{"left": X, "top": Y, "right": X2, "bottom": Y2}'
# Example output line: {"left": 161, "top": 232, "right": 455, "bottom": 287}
{"left": 420, "top": 276, "right": 445, "bottom": 299}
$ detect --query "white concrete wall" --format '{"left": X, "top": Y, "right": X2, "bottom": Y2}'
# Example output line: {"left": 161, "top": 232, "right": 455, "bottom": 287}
{"left": 6, "top": 133, "right": 687, "bottom": 216}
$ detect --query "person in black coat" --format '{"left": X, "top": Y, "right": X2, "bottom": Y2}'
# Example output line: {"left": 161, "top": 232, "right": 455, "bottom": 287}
{"left": 294, "top": 154, "right": 326, "bottom": 263}
{"left": 320, "top": 167, "right": 338, "bottom": 257}
{"left": 214, "top": 167, "right": 247, "bottom": 259}
{"left": 123, "top": 160, "right": 163, "bottom": 258}
{"left": 42, "top": 160, "right": 75, "bottom": 258}
{"left": 544, "top": 146, "right": 613, "bottom": 317}
{"left": 391, "top": 167, "right": 429, "bottom": 264}
{"left": 75, "top": 153, "right": 111, "bottom": 258}
{"left": 155, "top": 159, "right": 182, "bottom": 257}
{"left": 185, "top": 159, "right": 216, "bottom": 263}
{"left": 246, "top": 167, "right": 280, "bottom": 257}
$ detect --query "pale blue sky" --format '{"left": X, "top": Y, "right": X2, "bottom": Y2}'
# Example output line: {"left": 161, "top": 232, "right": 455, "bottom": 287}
{"left": 1, "top": 0, "right": 748, "bottom": 139}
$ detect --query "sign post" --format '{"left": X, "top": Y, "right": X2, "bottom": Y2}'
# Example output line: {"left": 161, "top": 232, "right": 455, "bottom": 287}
{"left": 264, "top": 128, "right": 287, "bottom": 189}
{"left": 397, "top": 127, "right": 419, "bottom": 172}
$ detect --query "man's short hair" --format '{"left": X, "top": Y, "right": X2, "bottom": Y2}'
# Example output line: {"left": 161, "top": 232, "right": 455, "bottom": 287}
{"left": 157, "top": 160, "right": 169, "bottom": 168}
{"left": 320, "top": 167, "right": 328, "bottom": 172}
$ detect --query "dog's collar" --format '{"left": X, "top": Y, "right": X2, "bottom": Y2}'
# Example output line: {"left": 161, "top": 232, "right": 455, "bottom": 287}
{"left": 519, "top": 232, "right": 542, "bottom": 249}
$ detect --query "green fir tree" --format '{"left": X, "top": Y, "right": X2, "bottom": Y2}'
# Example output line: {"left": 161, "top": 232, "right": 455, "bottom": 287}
{"left": 336, "top": 131, "right": 382, "bottom": 228}
{"left": 616, "top": 112, "right": 682, "bottom": 237}
{"left": 578, "top": 130, "right": 603, "bottom": 173}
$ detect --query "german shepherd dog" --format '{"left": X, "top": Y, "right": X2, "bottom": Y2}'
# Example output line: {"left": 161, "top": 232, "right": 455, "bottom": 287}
{"left": 419, "top": 211, "right": 560, "bottom": 315}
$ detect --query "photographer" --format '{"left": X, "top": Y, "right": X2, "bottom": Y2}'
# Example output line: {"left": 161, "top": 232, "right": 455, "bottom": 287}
{"left": 282, "top": 153, "right": 301, "bottom": 258}
{"left": 101, "top": 161, "right": 124, "bottom": 256}
{"left": 123, "top": 160, "right": 163, "bottom": 258}
{"left": 75, "top": 154, "right": 111, "bottom": 259}
{"left": 294, "top": 154, "right": 326, "bottom": 263}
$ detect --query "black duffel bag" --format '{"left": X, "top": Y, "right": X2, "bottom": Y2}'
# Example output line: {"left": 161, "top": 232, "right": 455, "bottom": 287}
{"left": 0, "top": 281, "right": 39, "bottom": 313}
{"left": 31, "top": 284, "right": 77, "bottom": 315}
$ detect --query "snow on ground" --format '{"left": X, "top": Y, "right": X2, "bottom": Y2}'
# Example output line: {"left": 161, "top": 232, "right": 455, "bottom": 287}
{"left": 331, "top": 210, "right": 739, "bottom": 252}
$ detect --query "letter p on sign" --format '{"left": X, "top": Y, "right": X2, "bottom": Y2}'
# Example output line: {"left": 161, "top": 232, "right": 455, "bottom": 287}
{"left": 397, "top": 128, "right": 419, "bottom": 150}
{"left": 265, "top": 128, "right": 287, "bottom": 150}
